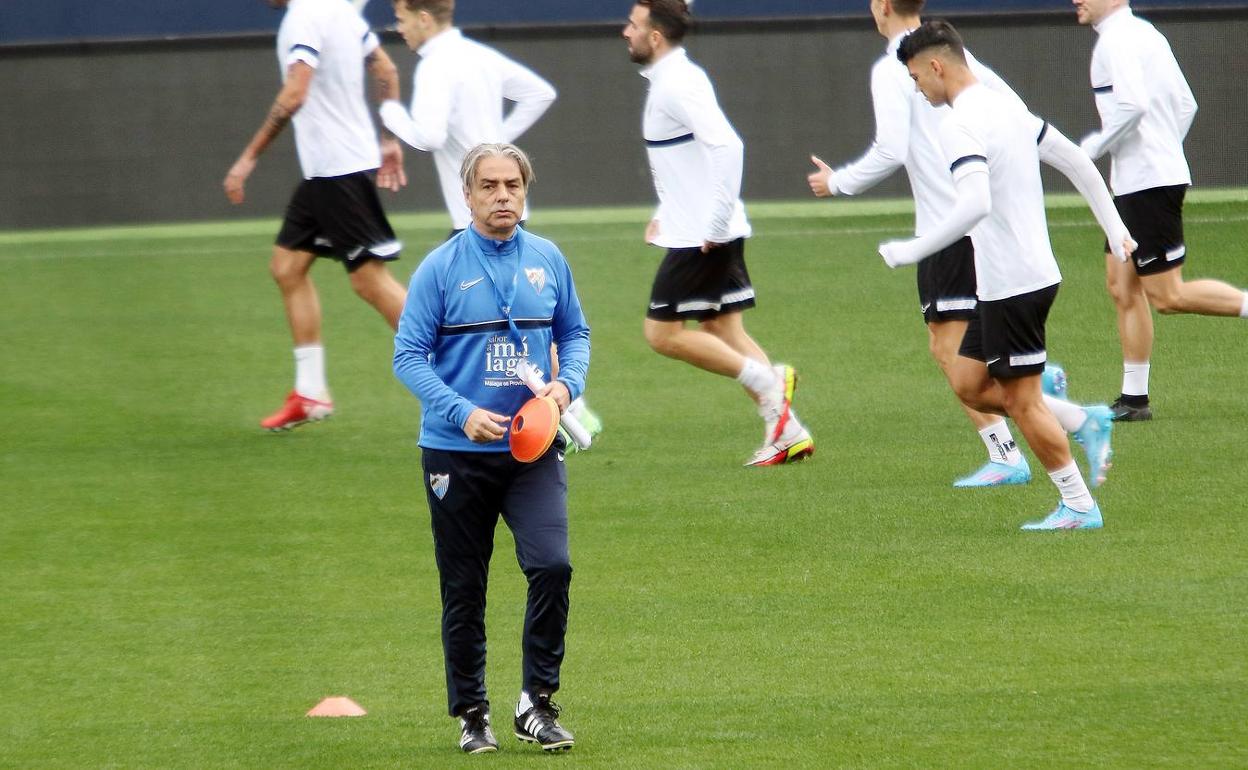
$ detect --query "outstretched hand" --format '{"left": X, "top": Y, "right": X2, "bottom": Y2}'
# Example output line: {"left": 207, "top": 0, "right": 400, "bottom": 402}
{"left": 807, "top": 155, "right": 835, "bottom": 198}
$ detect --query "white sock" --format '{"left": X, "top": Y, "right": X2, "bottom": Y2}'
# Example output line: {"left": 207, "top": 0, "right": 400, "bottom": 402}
{"left": 1122, "top": 361, "right": 1150, "bottom": 397}
{"left": 1048, "top": 461, "right": 1095, "bottom": 513}
{"left": 979, "top": 420, "right": 1024, "bottom": 465}
{"left": 568, "top": 396, "right": 586, "bottom": 418}
{"left": 1240, "top": 291, "right": 1248, "bottom": 318}
{"left": 516, "top": 690, "right": 535, "bottom": 718}
{"left": 778, "top": 410, "right": 807, "bottom": 442}
{"left": 1043, "top": 394, "right": 1087, "bottom": 434}
{"left": 294, "top": 344, "right": 327, "bottom": 399}
{"left": 736, "top": 357, "right": 776, "bottom": 398}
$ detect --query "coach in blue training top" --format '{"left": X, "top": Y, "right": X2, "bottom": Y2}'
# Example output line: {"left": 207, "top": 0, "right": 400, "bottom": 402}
{"left": 393, "top": 142, "right": 588, "bottom": 755}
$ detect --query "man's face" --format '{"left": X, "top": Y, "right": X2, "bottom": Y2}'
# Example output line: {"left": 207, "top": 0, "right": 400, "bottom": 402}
{"left": 466, "top": 156, "right": 526, "bottom": 238}
{"left": 907, "top": 55, "right": 948, "bottom": 107}
{"left": 393, "top": 3, "right": 427, "bottom": 50}
{"left": 623, "top": 6, "right": 657, "bottom": 65}
{"left": 1073, "top": 0, "right": 1117, "bottom": 26}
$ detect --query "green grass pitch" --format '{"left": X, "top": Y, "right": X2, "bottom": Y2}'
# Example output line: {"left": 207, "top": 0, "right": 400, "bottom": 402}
{"left": 1, "top": 195, "right": 1245, "bottom": 768}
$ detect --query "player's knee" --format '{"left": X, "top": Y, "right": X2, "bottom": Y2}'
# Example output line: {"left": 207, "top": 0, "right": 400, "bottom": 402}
{"left": 1104, "top": 275, "right": 1134, "bottom": 308}
{"left": 928, "top": 339, "right": 954, "bottom": 372}
{"left": 1000, "top": 388, "right": 1025, "bottom": 416}
{"left": 1144, "top": 286, "right": 1182, "bottom": 314}
{"left": 948, "top": 367, "right": 979, "bottom": 403}
{"left": 644, "top": 322, "right": 675, "bottom": 355}
{"left": 952, "top": 381, "right": 980, "bottom": 410}
{"left": 270, "top": 255, "right": 305, "bottom": 289}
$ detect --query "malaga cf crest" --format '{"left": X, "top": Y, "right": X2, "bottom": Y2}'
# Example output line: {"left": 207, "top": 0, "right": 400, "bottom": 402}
{"left": 429, "top": 472, "right": 450, "bottom": 500}
{"left": 525, "top": 267, "right": 547, "bottom": 295}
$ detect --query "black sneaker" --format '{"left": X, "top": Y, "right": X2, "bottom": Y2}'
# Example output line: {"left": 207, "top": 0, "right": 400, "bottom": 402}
{"left": 1110, "top": 395, "right": 1153, "bottom": 422}
{"left": 458, "top": 704, "right": 498, "bottom": 754}
{"left": 514, "top": 693, "right": 574, "bottom": 752}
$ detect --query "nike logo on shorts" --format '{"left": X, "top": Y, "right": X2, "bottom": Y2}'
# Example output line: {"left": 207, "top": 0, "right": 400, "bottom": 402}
{"left": 1137, "top": 256, "right": 1158, "bottom": 267}
{"left": 986, "top": 357, "right": 1001, "bottom": 366}
{"left": 460, "top": 277, "right": 485, "bottom": 291}
{"left": 649, "top": 302, "right": 669, "bottom": 310}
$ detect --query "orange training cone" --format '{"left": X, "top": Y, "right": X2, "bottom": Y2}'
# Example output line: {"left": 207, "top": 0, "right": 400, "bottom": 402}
{"left": 306, "top": 696, "right": 367, "bottom": 717}
{"left": 509, "top": 396, "right": 560, "bottom": 463}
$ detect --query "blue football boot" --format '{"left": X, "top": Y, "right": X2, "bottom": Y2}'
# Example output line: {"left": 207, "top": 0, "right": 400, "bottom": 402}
{"left": 1042, "top": 362, "right": 1068, "bottom": 399}
{"left": 1021, "top": 501, "right": 1103, "bottom": 530}
{"left": 953, "top": 458, "right": 1032, "bottom": 488}
{"left": 1073, "top": 405, "right": 1114, "bottom": 487}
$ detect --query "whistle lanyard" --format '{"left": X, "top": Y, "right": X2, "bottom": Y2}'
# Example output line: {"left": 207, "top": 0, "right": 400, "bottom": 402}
{"left": 465, "top": 229, "right": 526, "bottom": 350}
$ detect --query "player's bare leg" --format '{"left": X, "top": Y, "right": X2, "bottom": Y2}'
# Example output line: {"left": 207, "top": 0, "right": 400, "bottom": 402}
{"left": 644, "top": 317, "right": 809, "bottom": 464}
{"left": 998, "top": 376, "right": 1071, "bottom": 473}
{"left": 700, "top": 312, "right": 772, "bottom": 404}
{"left": 928, "top": 321, "right": 998, "bottom": 431}
{"left": 644, "top": 317, "right": 750, "bottom": 377}
{"left": 348, "top": 258, "right": 407, "bottom": 331}
{"left": 930, "top": 321, "right": 1029, "bottom": 486}
{"left": 263, "top": 246, "right": 333, "bottom": 430}
{"left": 1140, "top": 265, "right": 1247, "bottom": 317}
{"left": 1001, "top": 376, "right": 1105, "bottom": 530}
{"left": 271, "top": 246, "right": 321, "bottom": 345}
{"left": 699, "top": 312, "right": 770, "bottom": 368}
{"left": 952, "top": 361, "right": 1105, "bottom": 527}
{"left": 1105, "top": 252, "right": 1155, "bottom": 420}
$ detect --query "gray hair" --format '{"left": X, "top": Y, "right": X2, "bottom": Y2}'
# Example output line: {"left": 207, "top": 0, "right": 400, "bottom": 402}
{"left": 459, "top": 143, "right": 535, "bottom": 191}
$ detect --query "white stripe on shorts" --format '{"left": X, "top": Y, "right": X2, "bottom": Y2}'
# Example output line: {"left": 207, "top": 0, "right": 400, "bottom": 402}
{"left": 369, "top": 240, "right": 403, "bottom": 257}
{"left": 936, "top": 298, "right": 977, "bottom": 312}
{"left": 674, "top": 287, "right": 755, "bottom": 314}
{"left": 1009, "top": 351, "right": 1047, "bottom": 367}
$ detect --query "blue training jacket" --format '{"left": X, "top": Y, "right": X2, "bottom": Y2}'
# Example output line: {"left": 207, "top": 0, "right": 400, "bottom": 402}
{"left": 394, "top": 225, "right": 591, "bottom": 452}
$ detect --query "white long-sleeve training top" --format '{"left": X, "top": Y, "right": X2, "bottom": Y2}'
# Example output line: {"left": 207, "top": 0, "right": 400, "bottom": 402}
{"left": 1082, "top": 8, "right": 1196, "bottom": 195}
{"left": 833, "top": 32, "right": 1024, "bottom": 237}
{"left": 380, "top": 28, "right": 556, "bottom": 229}
{"left": 880, "top": 84, "right": 1130, "bottom": 302}
{"left": 640, "top": 47, "right": 751, "bottom": 249}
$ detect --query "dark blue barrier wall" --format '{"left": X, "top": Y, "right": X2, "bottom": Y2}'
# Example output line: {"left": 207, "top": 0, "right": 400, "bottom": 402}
{"left": 3, "top": 0, "right": 1245, "bottom": 44}
{"left": 1, "top": 8, "right": 1244, "bottom": 228}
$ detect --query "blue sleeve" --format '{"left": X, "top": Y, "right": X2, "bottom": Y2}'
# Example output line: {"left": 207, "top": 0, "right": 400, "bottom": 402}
{"left": 393, "top": 258, "right": 476, "bottom": 429}
{"left": 549, "top": 251, "right": 591, "bottom": 401}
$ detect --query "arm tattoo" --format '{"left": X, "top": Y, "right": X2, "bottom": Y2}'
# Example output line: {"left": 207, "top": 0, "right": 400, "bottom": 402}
{"left": 263, "top": 101, "right": 294, "bottom": 139}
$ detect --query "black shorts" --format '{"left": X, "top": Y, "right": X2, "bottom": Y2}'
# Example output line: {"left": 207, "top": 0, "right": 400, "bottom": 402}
{"left": 1105, "top": 184, "right": 1187, "bottom": 276}
{"left": 959, "top": 283, "right": 1058, "bottom": 379}
{"left": 646, "top": 238, "right": 756, "bottom": 321}
{"left": 917, "top": 236, "right": 978, "bottom": 323}
{"left": 276, "top": 171, "right": 401, "bottom": 272}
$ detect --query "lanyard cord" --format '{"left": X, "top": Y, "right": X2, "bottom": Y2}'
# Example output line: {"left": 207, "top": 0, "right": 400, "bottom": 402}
{"left": 465, "top": 228, "right": 526, "bottom": 349}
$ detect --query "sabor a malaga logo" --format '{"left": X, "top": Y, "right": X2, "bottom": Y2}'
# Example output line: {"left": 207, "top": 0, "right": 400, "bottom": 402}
{"left": 483, "top": 335, "right": 531, "bottom": 386}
